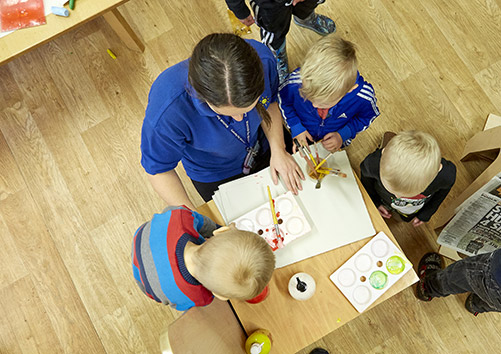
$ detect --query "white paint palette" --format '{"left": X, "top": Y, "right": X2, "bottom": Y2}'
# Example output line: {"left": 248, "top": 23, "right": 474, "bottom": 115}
{"left": 330, "top": 232, "right": 413, "bottom": 313}
{"left": 231, "top": 191, "right": 311, "bottom": 251}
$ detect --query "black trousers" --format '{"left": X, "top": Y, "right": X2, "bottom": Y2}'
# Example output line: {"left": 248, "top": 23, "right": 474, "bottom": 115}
{"left": 191, "top": 127, "right": 293, "bottom": 202}
{"left": 250, "top": 0, "right": 319, "bottom": 50}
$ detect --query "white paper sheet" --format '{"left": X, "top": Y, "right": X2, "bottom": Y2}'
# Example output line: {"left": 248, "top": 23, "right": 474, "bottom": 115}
{"left": 214, "top": 147, "right": 376, "bottom": 267}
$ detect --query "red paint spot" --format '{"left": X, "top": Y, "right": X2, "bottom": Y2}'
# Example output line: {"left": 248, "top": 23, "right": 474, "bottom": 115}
{"left": 276, "top": 212, "right": 280, "bottom": 218}
{"left": 265, "top": 228, "right": 269, "bottom": 232}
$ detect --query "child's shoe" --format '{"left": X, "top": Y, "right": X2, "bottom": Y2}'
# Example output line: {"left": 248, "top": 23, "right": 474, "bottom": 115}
{"left": 274, "top": 41, "right": 289, "bottom": 84}
{"left": 464, "top": 293, "right": 480, "bottom": 316}
{"left": 309, "top": 349, "right": 329, "bottom": 354}
{"left": 293, "top": 12, "right": 336, "bottom": 35}
{"left": 416, "top": 252, "right": 443, "bottom": 301}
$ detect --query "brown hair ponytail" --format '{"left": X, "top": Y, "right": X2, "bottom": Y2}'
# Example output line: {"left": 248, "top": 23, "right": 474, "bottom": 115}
{"left": 188, "top": 33, "right": 270, "bottom": 126}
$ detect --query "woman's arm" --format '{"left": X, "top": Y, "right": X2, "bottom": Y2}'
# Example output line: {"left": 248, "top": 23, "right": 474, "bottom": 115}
{"left": 147, "top": 170, "right": 196, "bottom": 210}
{"left": 262, "top": 102, "right": 304, "bottom": 194}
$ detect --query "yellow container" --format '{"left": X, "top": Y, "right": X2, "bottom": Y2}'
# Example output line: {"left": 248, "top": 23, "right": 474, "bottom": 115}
{"left": 227, "top": 9, "right": 252, "bottom": 36}
{"left": 245, "top": 329, "right": 272, "bottom": 354}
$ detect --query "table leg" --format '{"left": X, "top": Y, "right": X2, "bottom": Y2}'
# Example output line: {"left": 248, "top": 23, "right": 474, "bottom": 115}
{"left": 103, "top": 8, "right": 145, "bottom": 52}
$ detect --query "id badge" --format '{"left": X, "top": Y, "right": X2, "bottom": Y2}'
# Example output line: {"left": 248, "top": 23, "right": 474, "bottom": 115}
{"left": 243, "top": 140, "right": 260, "bottom": 175}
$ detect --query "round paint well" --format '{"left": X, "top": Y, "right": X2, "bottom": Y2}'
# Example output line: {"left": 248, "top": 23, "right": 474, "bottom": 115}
{"left": 276, "top": 198, "right": 293, "bottom": 216}
{"left": 371, "top": 239, "right": 389, "bottom": 258}
{"left": 285, "top": 217, "right": 304, "bottom": 235}
{"left": 256, "top": 208, "right": 272, "bottom": 226}
{"left": 353, "top": 286, "right": 371, "bottom": 305}
{"left": 376, "top": 261, "right": 383, "bottom": 267}
{"left": 337, "top": 269, "right": 356, "bottom": 287}
{"left": 354, "top": 253, "right": 372, "bottom": 272}
{"left": 236, "top": 218, "right": 255, "bottom": 232}
{"left": 386, "top": 255, "right": 405, "bottom": 275}
{"left": 369, "top": 271, "right": 388, "bottom": 290}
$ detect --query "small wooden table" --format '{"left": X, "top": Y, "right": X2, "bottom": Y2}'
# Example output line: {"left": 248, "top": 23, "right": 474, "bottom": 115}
{"left": 0, "top": 0, "right": 144, "bottom": 66}
{"left": 198, "top": 176, "right": 418, "bottom": 354}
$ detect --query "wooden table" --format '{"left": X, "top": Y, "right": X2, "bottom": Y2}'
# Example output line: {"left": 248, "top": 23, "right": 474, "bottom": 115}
{"left": 198, "top": 176, "right": 418, "bottom": 354}
{"left": 0, "top": 0, "right": 144, "bottom": 66}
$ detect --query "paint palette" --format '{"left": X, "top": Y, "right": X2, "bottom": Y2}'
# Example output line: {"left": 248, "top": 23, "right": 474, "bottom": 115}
{"left": 231, "top": 191, "right": 311, "bottom": 251}
{"left": 330, "top": 232, "right": 413, "bottom": 312}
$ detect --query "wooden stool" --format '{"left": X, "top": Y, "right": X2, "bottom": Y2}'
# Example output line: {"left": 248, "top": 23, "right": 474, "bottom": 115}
{"left": 160, "top": 299, "right": 247, "bottom": 354}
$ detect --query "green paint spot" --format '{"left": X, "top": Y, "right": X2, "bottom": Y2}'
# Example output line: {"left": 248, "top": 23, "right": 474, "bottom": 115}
{"left": 386, "top": 256, "right": 405, "bottom": 275}
{"left": 369, "top": 271, "right": 387, "bottom": 289}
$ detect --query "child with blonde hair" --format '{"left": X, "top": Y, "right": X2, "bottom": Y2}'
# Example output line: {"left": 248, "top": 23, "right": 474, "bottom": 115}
{"left": 360, "top": 131, "right": 456, "bottom": 227}
{"left": 132, "top": 206, "right": 275, "bottom": 311}
{"left": 278, "top": 34, "right": 379, "bottom": 152}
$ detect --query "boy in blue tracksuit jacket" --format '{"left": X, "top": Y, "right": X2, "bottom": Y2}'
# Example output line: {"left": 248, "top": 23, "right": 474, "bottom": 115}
{"left": 279, "top": 35, "right": 379, "bottom": 152}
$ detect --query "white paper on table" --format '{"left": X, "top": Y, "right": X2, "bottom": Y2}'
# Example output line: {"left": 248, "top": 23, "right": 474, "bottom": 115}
{"left": 0, "top": 0, "right": 67, "bottom": 38}
{"left": 214, "top": 146, "right": 376, "bottom": 267}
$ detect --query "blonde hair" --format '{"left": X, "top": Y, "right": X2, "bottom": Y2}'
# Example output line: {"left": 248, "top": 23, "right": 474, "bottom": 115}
{"left": 300, "top": 35, "right": 358, "bottom": 105}
{"left": 380, "top": 131, "right": 442, "bottom": 197}
{"left": 193, "top": 228, "right": 275, "bottom": 300}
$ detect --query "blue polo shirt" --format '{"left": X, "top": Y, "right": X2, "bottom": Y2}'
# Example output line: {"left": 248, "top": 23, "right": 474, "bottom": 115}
{"left": 141, "top": 39, "right": 278, "bottom": 182}
{"left": 278, "top": 68, "right": 380, "bottom": 145}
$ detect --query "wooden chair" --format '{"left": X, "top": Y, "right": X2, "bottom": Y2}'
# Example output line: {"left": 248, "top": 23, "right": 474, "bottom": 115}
{"left": 160, "top": 298, "right": 247, "bottom": 354}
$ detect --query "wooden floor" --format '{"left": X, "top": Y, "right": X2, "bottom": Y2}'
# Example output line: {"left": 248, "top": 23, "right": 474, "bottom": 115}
{"left": 0, "top": 0, "right": 500, "bottom": 353}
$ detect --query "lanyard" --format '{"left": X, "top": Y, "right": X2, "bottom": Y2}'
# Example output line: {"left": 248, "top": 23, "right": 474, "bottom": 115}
{"left": 215, "top": 114, "right": 252, "bottom": 150}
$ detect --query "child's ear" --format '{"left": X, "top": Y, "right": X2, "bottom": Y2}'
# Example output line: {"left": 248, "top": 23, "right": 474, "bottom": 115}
{"left": 212, "top": 223, "right": 237, "bottom": 236}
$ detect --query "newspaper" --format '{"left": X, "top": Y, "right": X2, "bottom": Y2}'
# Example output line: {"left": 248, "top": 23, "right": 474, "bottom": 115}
{"left": 437, "top": 174, "right": 501, "bottom": 256}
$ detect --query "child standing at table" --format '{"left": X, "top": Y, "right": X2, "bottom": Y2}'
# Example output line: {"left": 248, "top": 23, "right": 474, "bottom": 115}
{"left": 278, "top": 34, "right": 380, "bottom": 152}
{"left": 132, "top": 206, "right": 275, "bottom": 311}
{"left": 360, "top": 131, "right": 456, "bottom": 227}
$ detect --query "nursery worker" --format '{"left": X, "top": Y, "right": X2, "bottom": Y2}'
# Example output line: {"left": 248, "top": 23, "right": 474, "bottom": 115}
{"left": 141, "top": 33, "right": 304, "bottom": 207}
{"left": 132, "top": 206, "right": 275, "bottom": 311}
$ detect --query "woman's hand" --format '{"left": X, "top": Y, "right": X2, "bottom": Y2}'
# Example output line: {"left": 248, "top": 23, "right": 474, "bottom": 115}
{"left": 321, "top": 132, "right": 343, "bottom": 152}
{"left": 270, "top": 149, "right": 304, "bottom": 195}
{"left": 293, "top": 131, "right": 314, "bottom": 153}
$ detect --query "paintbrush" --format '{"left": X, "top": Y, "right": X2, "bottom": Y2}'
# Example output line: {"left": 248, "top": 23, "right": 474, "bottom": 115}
{"left": 267, "top": 186, "right": 281, "bottom": 239}
{"left": 315, "top": 152, "right": 333, "bottom": 171}
{"left": 313, "top": 141, "right": 320, "bottom": 162}
{"left": 293, "top": 138, "right": 319, "bottom": 178}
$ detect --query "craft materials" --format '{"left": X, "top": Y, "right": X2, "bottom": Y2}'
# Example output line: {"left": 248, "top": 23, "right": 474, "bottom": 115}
{"left": 213, "top": 148, "right": 376, "bottom": 268}
{"left": 0, "top": 0, "right": 46, "bottom": 32}
{"left": 107, "top": 48, "right": 117, "bottom": 59}
{"left": 227, "top": 8, "right": 251, "bottom": 36}
{"left": 293, "top": 138, "right": 318, "bottom": 176}
{"left": 246, "top": 285, "right": 269, "bottom": 304}
{"left": 267, "top": 186, "right": 281, "bottom": 239}
{"left": 315, "top": 174, "right": 325, "bottom": 189}
{"left": 231, "top": 191, "right": 311, "bottom": 251}
{"left": 315, "top": 152, "right": 333, "bottom": 171}
{"left": 330, "top": 231, "right": 412, "bottom": 312}
{"left": 314, "top": 141, "right": 320, "bottom": 161}
{"left": 69, "top": 0, "right": 75, "bottom": 10}
{"left": 288, "top": 273, "right": 316, "bottom": 300}
{"left": 245, "top": 329, "right": 272, "bottom": 354}
{"left": 51, "top": 6, "right": 69, "bottom": 17}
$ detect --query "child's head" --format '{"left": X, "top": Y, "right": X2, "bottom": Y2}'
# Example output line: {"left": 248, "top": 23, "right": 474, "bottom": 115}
{"left": 380, "top": 130, "right": 442, "bottom": 197}
{"left": 193, "top": 225, "right": 275, "bottom": 300}
{"left": 300, "top": 35, "right": 358, "bottom": 108}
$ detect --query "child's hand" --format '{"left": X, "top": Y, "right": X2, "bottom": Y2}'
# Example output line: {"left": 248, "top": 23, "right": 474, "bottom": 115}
{"left": 239, "top": 14, "right": 255, "bottom": 26}
{"left": 377, "top": 205, "right": 392, "bottom": 219}
{"left": 411, "top": 217, "right": 424, "bottom": 227}
{"left": 293, "top": 131, "right": 314, "bottom": 153}
{"left": 321, "top": 132, "right": 343, "bottom": 152}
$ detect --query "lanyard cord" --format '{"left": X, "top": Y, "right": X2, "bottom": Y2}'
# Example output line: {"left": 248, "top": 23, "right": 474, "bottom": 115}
{"left": 215, "top": 114, "right": 251, "bottom": 149}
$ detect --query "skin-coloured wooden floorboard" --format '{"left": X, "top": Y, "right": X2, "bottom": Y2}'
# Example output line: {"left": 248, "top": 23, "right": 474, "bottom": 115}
{"left": 0, "top": 0, "right": 500, "bottom": 353}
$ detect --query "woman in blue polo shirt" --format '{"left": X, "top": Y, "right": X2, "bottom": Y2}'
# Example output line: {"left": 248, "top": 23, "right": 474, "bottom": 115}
{"left": 141, "top": 33, "right": 304, "bottom": 207}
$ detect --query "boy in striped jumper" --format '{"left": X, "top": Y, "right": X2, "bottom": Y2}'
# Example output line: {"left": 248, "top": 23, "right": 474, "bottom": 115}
{"left": 132, "top": 206, "right": 275, "bottom": 311}
{"left": 278, "top": 35, "right": 379, "bottom": 152}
